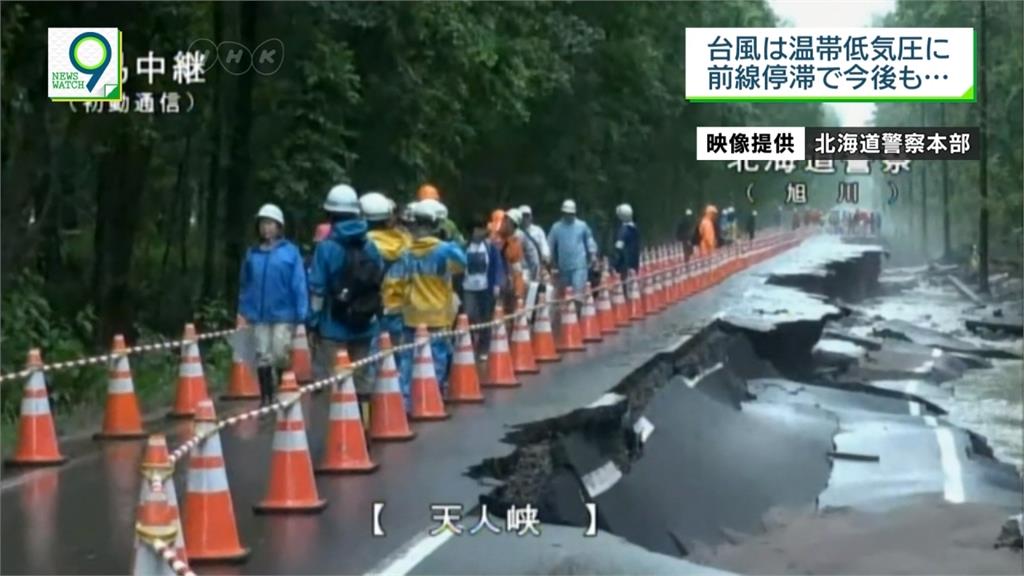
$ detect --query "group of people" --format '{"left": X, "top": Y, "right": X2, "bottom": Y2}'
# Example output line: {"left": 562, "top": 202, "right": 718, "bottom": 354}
{"left": 235, "top": 183, "right": 643, "bottom": 426}
{"left": 676, "top": 204, "right": 757, "bottom": 258}
{"left": 826, "top": 208, "right": 882, "bottom": 236}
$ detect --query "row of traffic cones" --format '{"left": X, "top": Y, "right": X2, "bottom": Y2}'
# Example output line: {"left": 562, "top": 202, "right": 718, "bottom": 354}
{"left": 5, "top": 318, "right": 319, "bottom": 467}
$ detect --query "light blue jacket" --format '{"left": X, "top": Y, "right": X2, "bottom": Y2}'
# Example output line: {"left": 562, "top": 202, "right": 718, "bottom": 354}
{"left": 238, "top": 239, "right": 308, "bottom": 325}
{"left": 308, "top": 219, "right": 383, "bottom": 342}
{"left": 548, "top": 218, "right": 597, "bottom": 272}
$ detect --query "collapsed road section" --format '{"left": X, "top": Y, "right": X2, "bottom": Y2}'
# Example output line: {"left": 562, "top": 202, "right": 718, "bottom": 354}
{"left": 457, "top": 236, "right": 1022, "bottom": 575}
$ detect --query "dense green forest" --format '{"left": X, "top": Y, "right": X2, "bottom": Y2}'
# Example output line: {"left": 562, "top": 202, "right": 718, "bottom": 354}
{"left": 0, "top": 1, "right": 1020, "bottom": 423}
{"left": 873, "top": 1, "right": 1023, "bottom": 278}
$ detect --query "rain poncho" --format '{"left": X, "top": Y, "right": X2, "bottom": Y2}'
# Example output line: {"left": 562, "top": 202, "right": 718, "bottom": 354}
{"left": 547, "top": 218, "right": 596, "bottom": 273}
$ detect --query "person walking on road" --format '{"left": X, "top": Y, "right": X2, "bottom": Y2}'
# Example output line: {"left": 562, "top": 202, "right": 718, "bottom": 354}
{"left": 677, "top": 208, "right": 695, "bottom": 260}
{"left": 519, "top": 205, "right": 551, "bottom": 268}
{"left": 462, "top": 214, "right": 504, "bottom": 359}
{"left": 508, "top": 208, "right": 541, "bottom": 284}
{"left": 613, "top": 203, "right": 641, "bottom": 279}
{"left": 394, "top": 199, "right": 467, "bottom": 405}
{"left": 698, "top": 204, "right": 719, "bottom": 256}
{"left": 308, "top": 184, "right": 385, "bottom": 424}
{"left": 746, "top": 209, "right": 757, "bottom": 241}
{"left": 417, "top": 183, "right": 465, "bottom": 247}
{"left": 548, "top": 199, "right": 598, "bottom": 305}
{"left": 362, "top": 192, "right": 411, "bottom": 348}
{"left": 493, "top": 209, "right": 527, "bottom": 314}
{"left": 238, "top": 204, "right": 309, "bottom": 407}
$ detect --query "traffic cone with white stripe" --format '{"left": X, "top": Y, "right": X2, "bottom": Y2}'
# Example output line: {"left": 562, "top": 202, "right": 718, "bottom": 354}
{"left": 5, "top": 349, "right": 65, "bottom": 467}
{"left": 531, "top": 292, "right": 561, "bottom": 363}
{"left": 448, "top": 315, "right": 485, "bottom": 403}
{"left": 290, "top": 325, "right": 313, "bottom": 382}
{"left": 612, "top": 273, "right": 630, "bottom": 327}
{"left": 139, "top": 434, "right": 188, "bottom": 563}
{"left": 580, "top": 287, "right": 603, "bottom": 343}
{"left": 132, "top": 478, "right": 179, "bottom": 576}
{"left": 222, "top": 316, "right": 259, "bottom": 400}
{"left": 169, "top": 324, "right": 209, "bottom": 419}
{"left": 370, "top": 333, "right": 416, "bottom": 441}
{"left": 255, "top": 372, "right": 327, "bottom": 512}
{"left": 596, "top": 279, "right": 617, "bottom": 335}
{"left": 557, "top": 288, "right": 586, "bottom": 352}
{"left": 409, "top": 325, "right": 450, "bottom": 421}
{"left": 510, "top": 299, "right": 539, "bottom": 374}
{"left": 318, "top": 350, "right": 378, "bottom": 473}
{"left": 483, "top": 305, "right": 520, "bottom": 387}
{"left": 642, "top": 271, "right": 658, "bottom": 315}
{"left": 95, "top": 335, "right": 146, "bottom": 440}
{"left": 628, "top": 271, "right": 645, "bottom": 321}
{"left": 183, "top": 400, "right": 249, "bottom": 562}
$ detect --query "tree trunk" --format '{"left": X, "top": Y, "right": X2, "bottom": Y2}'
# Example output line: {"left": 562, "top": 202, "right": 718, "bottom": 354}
{"left": 201, "top": 0, "right": 225, "bottom": 302}
{"left": 941, "top": 104, "right": 951, "bottom": 260}
{"left": 223, "top": 1, "right": 257, "bottom": 308}
{"left": 919, "top": 104, "right": 927, "bottom": 259}
{"left": 978, "top": 1, "right": 990, "bottom": 293}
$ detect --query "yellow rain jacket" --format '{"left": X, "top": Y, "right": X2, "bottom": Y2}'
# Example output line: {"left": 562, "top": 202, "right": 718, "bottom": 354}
{"left": 395, "top": 237, "right": 467, "bottom": 328}
{"left": 367, "top": 227, "right": 411, "bottom": 314}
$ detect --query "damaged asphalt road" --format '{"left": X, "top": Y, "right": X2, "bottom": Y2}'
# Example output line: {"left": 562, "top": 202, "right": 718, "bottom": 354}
{"left": 456, "top": 235, "right": 1022, "bottom": 575}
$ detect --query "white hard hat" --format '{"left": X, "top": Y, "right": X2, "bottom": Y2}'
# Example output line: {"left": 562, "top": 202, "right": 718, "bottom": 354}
{"left": 323, "top": 184, "right": 359, "bottom": 214}
{"left": 507, "top": 208, "right": 522, "bottom": 226}
{"left": 359, "top": 192, "right": 392, "bottom": 222}
{"left": 256, "top": 203, "right": 284, "bottom": 226}
{"left": 752, "top": 210, "right": 758, "bottom": 216}
{"left": 413, "top": 199, "right": 445, "bottom": 223}
{"left": 561, "top": 199, "right": 577, "bottom": 214}
{"left": 615, "top": 203, "right": 633, "bottom": 221}
{"left": 685, "top": 208, "right": 693, "bottom": 216}
{"left": 519, "top": 205, "right": 532, "bottom": 216}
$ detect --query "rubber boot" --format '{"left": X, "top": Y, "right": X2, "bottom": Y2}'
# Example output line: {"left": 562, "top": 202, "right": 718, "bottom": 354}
{"left": 358, "top": 394, "right": 371, "bottom": 431}
{"left": 257, "top": 366, "right": 274, "bottom": 407}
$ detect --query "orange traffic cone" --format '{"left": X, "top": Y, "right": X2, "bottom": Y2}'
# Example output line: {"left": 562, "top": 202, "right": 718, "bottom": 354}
{"left": 642, "top": 272, "right": 658, "bottom": 315}
{"left": 557, "top": 288, "right": 586, "bottom": 352}
{"left": 139, "top": 434, "right": 188, "bottom": 563}
{"left": 580, "top": 288, "right": 603, "bottom": 343}
{"left": 6, "top": 350, "right": 65, "bottom": 467}
{"left": 596, "top": 280, "right": 617, "bottom": 335}
{"left": 628, "top": 271, "right": 645, "bottom": 321}
{"left": 448, "top": 315, "right": 485, "bottom": 403}
{"left": 510, "top": 300, "right": 539, "bottom": 374}
{"left": 483, "top": 306, "right": 520, "bottom": 387}
{"left": 222, "top": 316, "right": 259, "bottom": 401}
{"left": 169, "top": 324, "right": 209, "bottom": 419}
{"left": 183, "top": 400, "right": 250, "bottom": 562}
{"left": 95, "top": 335, "right": 146, "bottom": 440}
{"left": 612, "top": 273, "right": 631, "bottom": 327}
{"left": 655, "top": 271, "right": 668, "bottom": 311}
{"left": 255, "top": 372, "right": 327, "bottom": 513}
{"left": 132, "top": 477, "right": 179, "bottom": 576}
{"left": 532, "top": 292, "right": 562, "bottom": 363}
{"left": 370, "top": 333, "right": 416, "bottom": 441}
{"left": 290, "top": 325, "right": 313, "bottom": 382}
{"left": 319, "top": 350, "right": 378, "bottom": 473}
{"left": 409, "top": 325, "right": 449, "bottom": 421}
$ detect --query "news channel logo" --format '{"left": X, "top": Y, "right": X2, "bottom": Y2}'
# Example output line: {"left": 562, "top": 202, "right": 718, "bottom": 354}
{"left": 186, "top": 38, "right": 284, "bottom": 76}
{"left": 48, "top": 28, "right": 122, "bottom": 101}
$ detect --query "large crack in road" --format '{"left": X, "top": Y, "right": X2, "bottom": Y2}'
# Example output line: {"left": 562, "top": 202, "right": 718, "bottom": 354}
{"left": 454, "top": 238, "right": 1023, "bottom": 575}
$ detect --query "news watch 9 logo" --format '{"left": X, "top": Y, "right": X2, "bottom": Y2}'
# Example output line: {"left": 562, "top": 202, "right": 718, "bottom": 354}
{"left": 48, "top": 28, "right": 123, "bottom": 101}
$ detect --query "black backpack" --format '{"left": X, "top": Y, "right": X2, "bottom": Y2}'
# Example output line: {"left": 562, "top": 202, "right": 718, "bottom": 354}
{"left": 329, "top": 238, "right": 384, "bottom": 332}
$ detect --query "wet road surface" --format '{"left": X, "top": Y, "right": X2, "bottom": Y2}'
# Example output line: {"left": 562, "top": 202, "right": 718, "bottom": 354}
{"left": 1, "top": 238, "right": 810, "bottom": 575}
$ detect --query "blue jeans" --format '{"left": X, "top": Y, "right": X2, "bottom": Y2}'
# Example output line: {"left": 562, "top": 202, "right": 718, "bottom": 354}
{"left": 397, "top": 326, "right": 453, "bottom": 410}
{"left": 557, "top": 268, "right": 588, "bottom": 302}
{"left": 462, "top": 290, "right": 493, "bottom": 356}
{"left": 379, "top": 313, "right": 405, "bottom": 350}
